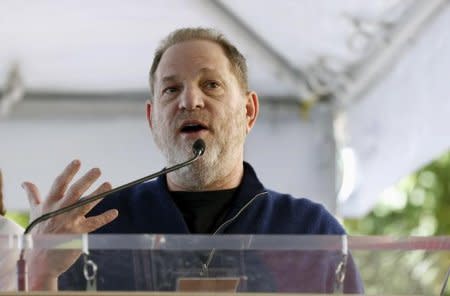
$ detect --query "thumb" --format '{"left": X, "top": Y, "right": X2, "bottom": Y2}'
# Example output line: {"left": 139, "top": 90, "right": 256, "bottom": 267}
{"left": 22, "top": 181, "right": 42, "bottom": 207}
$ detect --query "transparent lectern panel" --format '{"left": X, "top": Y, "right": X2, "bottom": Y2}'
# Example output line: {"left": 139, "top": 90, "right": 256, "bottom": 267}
{"left": 54, "top": 235, "right": 361, "bottom": 293}
{"left": 1, "top": 234, "right": 449, "bottom": 295}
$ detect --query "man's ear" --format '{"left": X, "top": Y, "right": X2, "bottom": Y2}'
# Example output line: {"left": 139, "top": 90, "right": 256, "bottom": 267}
{"left": 146, "top": 100, "right": 153, "bottom": 129}
{"left": 245, "top": 91, "right": 259, "bottom": 133}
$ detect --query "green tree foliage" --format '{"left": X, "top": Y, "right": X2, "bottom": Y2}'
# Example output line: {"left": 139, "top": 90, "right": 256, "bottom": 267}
{"left": 344, "top": 149, "right": 450, "bottom": 295}
{"left": 5, "top": 211, "right": 29, "bottom": 228}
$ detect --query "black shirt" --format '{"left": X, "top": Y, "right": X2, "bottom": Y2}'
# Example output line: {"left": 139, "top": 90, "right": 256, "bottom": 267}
{"left": 171, "top": 188, "right": 237, "bottom": 233}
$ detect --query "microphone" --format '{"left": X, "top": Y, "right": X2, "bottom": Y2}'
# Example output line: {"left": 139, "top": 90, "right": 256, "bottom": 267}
{"left": 17, "top": 139, "right": 206, "bottom": 290}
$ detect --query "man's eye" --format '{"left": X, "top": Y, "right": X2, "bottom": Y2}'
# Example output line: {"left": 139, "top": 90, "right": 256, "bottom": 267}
{"left": 162, "top": 87, "right": 178, "bottom": 94}
{"left": 205, "top": 81, "right": 220, "bottom": 89}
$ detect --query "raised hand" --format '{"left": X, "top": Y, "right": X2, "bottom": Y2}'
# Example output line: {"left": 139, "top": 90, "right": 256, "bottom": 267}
{"left": 22, "top": 160, "right": 118, "bottom": 290}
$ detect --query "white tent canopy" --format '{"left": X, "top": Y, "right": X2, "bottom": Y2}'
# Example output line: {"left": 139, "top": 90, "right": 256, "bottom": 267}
{"left": 1, "top": 0, "right": 449, "bottom": 217}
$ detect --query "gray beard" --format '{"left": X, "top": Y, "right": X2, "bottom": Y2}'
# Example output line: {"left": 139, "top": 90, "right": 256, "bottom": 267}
{"left": 151, "top": 108, "right": 247, "bottom": 190}
{"left": 169, "top": 157, "right": 219, "bottom": 191}
{"left": 167, "top": 139, "right": 242, "bottom": 190}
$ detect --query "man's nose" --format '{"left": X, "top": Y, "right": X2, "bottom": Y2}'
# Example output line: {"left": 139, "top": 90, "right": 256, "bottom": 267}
{"left": 178, "top": 86, "right": 205, "bottom": 110}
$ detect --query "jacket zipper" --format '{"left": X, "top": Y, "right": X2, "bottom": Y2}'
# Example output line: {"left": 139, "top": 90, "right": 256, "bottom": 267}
{"left": 201, "top": 191, "right": 268, "bottom": 275}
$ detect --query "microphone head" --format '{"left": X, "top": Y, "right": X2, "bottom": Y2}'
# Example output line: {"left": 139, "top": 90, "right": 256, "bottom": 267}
{"left": 192, "top": 139, "right": 206, "bottom": 156}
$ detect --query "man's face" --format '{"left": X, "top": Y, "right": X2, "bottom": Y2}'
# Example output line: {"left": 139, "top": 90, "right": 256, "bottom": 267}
{"left": 148, "top": 40, "right": 257, "bottom": 189}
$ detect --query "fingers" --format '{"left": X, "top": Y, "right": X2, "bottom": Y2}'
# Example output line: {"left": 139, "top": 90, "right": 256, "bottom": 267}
{"left": 78, "top": 182, "right": 113, "bottom": 215}
{"left": 61, "top": 167, "right": 102, "bottom": 206}
{"left": 22, "top": 182, "right": 42, "bottom": 207}
{"left": 48, "top": 160, "right": 81, "bottom": 202}
{"left": 82, "top": 209, "right": 119, "bottom": 233}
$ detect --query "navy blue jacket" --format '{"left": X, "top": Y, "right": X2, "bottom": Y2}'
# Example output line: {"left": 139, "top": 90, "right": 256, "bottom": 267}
{"left": 90, "top": 162, "right": 345, "bottom": 235}
{"left": 59, "top": 162, "right": 363, "bottom": 293}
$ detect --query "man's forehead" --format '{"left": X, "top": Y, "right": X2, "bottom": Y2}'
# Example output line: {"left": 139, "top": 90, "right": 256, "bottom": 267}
{"left": 159, "top": 67, "right": 224, "bottom": 82}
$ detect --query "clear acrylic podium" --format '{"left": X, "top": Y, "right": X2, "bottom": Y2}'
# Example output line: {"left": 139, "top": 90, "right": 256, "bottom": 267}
{"left": 1, "top": 234, "right": 449, "bottom": 295}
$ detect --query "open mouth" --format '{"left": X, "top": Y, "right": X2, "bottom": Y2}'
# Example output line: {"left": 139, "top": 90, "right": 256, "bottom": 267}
{"left": 180, "top": 122, "right": 208, "bottom": 134}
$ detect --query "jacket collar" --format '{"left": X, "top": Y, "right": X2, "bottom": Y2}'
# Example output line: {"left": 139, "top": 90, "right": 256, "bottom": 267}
{"left": 154, "top": 161, "right": 267, "bottom": 232}
{"left": 224, "top": 162, "right": 266, "bottom": 218}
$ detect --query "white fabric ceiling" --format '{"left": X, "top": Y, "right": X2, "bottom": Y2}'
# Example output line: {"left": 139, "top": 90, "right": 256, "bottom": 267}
{"left": 0, "top": 0, "right": 410, "bottom": 95}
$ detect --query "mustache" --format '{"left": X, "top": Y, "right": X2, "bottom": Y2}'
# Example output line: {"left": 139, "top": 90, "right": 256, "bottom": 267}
{"left": 174, "top": 111, "right": 211, "bottom": 127}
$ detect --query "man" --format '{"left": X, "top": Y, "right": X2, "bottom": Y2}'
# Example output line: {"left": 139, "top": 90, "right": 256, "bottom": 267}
{"left": 0, "top": 170, "right": 25, "bottom": 291}
{"left": 22, "top": 27, "right": 362, "bottom": 292}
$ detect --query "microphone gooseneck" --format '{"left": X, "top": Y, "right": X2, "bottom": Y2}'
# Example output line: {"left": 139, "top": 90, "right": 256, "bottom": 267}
{"left": 24, "top": 139, "right": 207, "bottom": 234}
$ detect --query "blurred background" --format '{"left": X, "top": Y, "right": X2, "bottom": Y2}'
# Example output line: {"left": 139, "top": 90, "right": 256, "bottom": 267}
{"left": 1, "top": 0, "right": 449, "bottom": 293}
